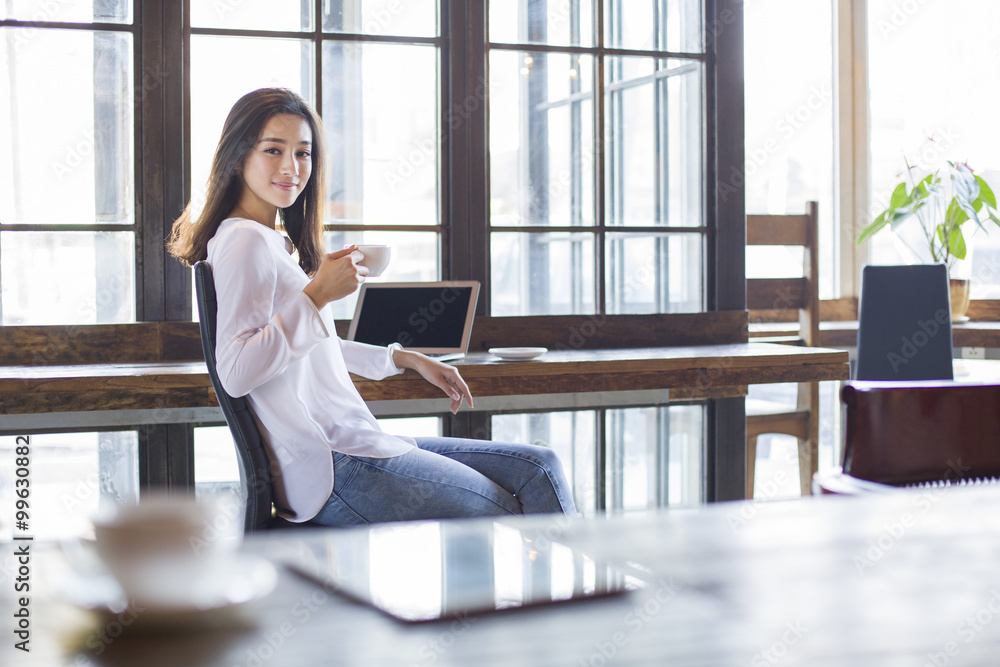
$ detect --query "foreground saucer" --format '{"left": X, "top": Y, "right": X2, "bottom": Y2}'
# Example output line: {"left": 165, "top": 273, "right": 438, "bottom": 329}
{"left": 61, "top": 553, "right": 277, "bottom": 630}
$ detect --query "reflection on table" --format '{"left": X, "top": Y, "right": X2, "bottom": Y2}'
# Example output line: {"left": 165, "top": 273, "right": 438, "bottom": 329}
{"left": 14, "top": 482, "right": 1000, "bottom": 666}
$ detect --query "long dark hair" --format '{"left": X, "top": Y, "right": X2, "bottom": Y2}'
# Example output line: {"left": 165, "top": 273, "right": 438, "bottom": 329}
{"left": 167, "top": 87, "right": 327, "bottom": 274}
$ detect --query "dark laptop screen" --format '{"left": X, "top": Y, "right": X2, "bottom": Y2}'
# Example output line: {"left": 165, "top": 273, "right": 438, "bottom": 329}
{"left": 352, "top": 285, "right": 475, "bottom": 349}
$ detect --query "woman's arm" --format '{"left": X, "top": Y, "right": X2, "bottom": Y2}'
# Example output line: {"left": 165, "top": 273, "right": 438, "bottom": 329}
{"left": 391, "top": 348, "right": 474, "bottom": 414}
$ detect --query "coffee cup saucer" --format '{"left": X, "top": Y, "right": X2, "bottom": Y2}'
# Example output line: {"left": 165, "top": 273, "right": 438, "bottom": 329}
{"left": 488, "top": 347, "right": 548, "bottom": 361}
{"left": 60, "top": 542, "right": 277, "bottom": 629}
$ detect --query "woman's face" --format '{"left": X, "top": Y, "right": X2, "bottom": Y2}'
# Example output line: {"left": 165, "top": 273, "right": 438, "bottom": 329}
{"left": 238, "top": 113, "right": 313, "bottom": 216}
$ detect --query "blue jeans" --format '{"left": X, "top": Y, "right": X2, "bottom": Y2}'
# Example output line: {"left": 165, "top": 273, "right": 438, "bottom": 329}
{"left": 309, "top": 437, "right": 577, "bottom": 526}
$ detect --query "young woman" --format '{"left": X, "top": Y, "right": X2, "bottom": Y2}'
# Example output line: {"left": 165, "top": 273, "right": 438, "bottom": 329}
{"left": 168, "top": 87, "right": 576, "bottom": 526}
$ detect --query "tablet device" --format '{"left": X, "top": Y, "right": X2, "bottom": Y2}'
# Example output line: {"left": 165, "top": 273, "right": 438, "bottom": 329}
{"left": 284, "top": 520, "right": 642, "bottom": 623}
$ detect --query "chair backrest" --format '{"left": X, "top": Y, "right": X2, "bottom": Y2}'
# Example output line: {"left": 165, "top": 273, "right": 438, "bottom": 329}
{"left": 841, "top": 381, "right": 1000, "bottom": 486}
{"left": 746, "top": 201, "right": 819, "bottom": 346}
{"left": 194, "top": 261, "right": 274, "bottom": 533}
{"left": 855, "top": 264, "right": 953, "bottom": 381}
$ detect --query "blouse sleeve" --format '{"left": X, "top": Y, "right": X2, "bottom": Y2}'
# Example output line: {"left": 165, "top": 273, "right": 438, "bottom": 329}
{"left": 338, "top": 339, "right": 405, "bottom": 381}
{"left": 212, "top": 225, "right": 330, "bottom": 397}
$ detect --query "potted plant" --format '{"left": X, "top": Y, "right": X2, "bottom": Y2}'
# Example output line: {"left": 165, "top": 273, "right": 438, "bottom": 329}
{"left": 857, "top": 159, "right": 1000, "bottom": 320}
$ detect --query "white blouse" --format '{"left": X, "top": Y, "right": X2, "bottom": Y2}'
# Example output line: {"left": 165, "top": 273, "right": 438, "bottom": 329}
{"left": 207, "top": 217, "right": 415, "bottom": 522}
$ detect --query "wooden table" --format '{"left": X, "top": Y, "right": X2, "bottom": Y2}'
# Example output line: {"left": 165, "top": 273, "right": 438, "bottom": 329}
{"left": 10, "top": 483, "right": 1000, "bottom": 666}
{"left": 0, "top": 343, "right": 850, "bottom": 429}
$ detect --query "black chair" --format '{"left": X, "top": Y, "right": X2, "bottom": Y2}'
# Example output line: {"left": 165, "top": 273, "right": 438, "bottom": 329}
{"left": 855, "top": 264, "right": 954, "bottom": 381}
{"left": 194, "top": 261, "right": 279, "bottom": 533}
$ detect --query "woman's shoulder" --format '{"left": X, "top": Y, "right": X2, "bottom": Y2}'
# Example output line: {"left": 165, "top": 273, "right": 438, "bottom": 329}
{"left": 211, "top": 218, "right": 280, "bottom": 249}
{"left": 208, "top": 218, "right": 283, "bottom": 263}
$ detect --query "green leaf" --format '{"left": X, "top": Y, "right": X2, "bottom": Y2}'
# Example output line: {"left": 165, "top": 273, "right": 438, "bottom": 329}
{"left": 975, "top": 175, "right": 997, "bottom": 209}
{"left": 947, "top": 225, "right": 967, "bottom": 260}
{"left": 856, "top": 212, "right": 889, "bottom": 245}
{"left": 945, "top": 198, "right": 970, "bottom": 226}
{"left": 889, "top": 181, "right": 909, "bottom": 209}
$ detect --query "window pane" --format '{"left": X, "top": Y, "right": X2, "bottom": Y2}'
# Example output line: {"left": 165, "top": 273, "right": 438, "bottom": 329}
{"left": 0, "top": 432, "right": 138, "bottom": 541}
{"left": 492, "top": 411, "right": 597, "bottom": 516}
{"left": 190, "top": 36, "right": 314, "bottom": 216}
{"left": 744, "top": 0, "right": 836, "bottom": 297}
{"left": 322, "top": 43, "right": 439, "bottom": 226}
{"left": 490, "top": 51, "right": 595, "bottom": 227}
{"left": 867, "top": 0, "right": 1000, "bottom": 298}
{"left": 1, "top": 29, "right": 133, "bottom": 225}
{"left": 605, "top": 57, "right": 703, "bottom": 227}
{"left": 193, "top": 426, "right": 244, "bottom": 544}
{"left": 489, "top": 0, "right": 595, "bottom": 47}
{"left": 605, "top": 232, "right": 702, "bottom": 313}
{"left": 491, "top": 231, "right": 595, "bottom": 315}
{"left": 323, "top": 0, "right": 438, "bottom": 37}
{"left": 1, "top": 0, "right": 132, "bottom": 23}
{"left": 1, "top": 231, "right": 135, "bottom": 324}
{"left": 192, "top": 0, "right": 312, "bottom": 31}
{"left": 604, "top": 0, "right": 703, "bottom": 52}
{"left": 606, "top": 405, "right": 702, "bottom": 512}
{"left": 323, "top": 230, "right": 439, "bottom": 319}
{"left": 194, "top": 426, "right": 240, "bottom": 490}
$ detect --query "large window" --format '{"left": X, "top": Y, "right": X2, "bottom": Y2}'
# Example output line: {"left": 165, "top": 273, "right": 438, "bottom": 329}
{"left": 189, "top": 1, "right": 443, "bottom": 320}
{"left": 0, "top": 431, "right": 138, "bottom": 540}
{"left": 492, "top": 403, "right": 704, "bottom": 515}
{"left": 744, "top": 0, "right": 836, "bottom": 298}
{"left": 867, "top": 0, "right": 1000, "bottom": 298}
{"left": 0, "top": 2, "right": 745, "bottom": 518}
{"left": 1, "top": 0, "right": 722, "bottom": 324}
{"left": 488, "top": 0, "right": 705, "bottom": 316}
{"left": 0, "top": 1, "right": 135, "bottom": 324}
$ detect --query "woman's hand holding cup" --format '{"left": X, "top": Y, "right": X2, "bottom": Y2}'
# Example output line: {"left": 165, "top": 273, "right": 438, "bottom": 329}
{"left": 303, "top": 245, "right": 368, "bottom": 309}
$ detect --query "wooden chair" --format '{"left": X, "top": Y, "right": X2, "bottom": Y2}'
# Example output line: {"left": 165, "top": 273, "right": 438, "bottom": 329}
{"left": 745, "top": 201, "right": 820, "bottom": 497}
{"left": 814, "top": 381, "right": 1000, "bottom": 494}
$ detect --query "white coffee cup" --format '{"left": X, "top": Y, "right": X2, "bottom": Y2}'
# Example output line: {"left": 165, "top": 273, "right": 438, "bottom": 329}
{"left": 346, "top": 244, "right": 391, "bottom": 277}
{"left": 92, "top": 495, "right": 230, "bottom": 604}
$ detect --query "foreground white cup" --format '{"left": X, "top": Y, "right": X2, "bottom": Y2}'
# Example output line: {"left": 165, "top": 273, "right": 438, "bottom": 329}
{"left": 347, "top": 244, "right": 391, "bottom": 277}
{"left": 93, "top": 495, "right": 230, "bottom": 604}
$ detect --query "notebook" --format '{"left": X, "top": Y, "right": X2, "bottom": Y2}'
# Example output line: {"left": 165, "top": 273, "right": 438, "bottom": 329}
{"left": 347, "top": 281, "right": 480, "bottom": 361}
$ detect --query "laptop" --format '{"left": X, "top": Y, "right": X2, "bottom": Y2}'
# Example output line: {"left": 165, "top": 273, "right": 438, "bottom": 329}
{"left": 347, "top": 281, "right": 480, "bottom": 362}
